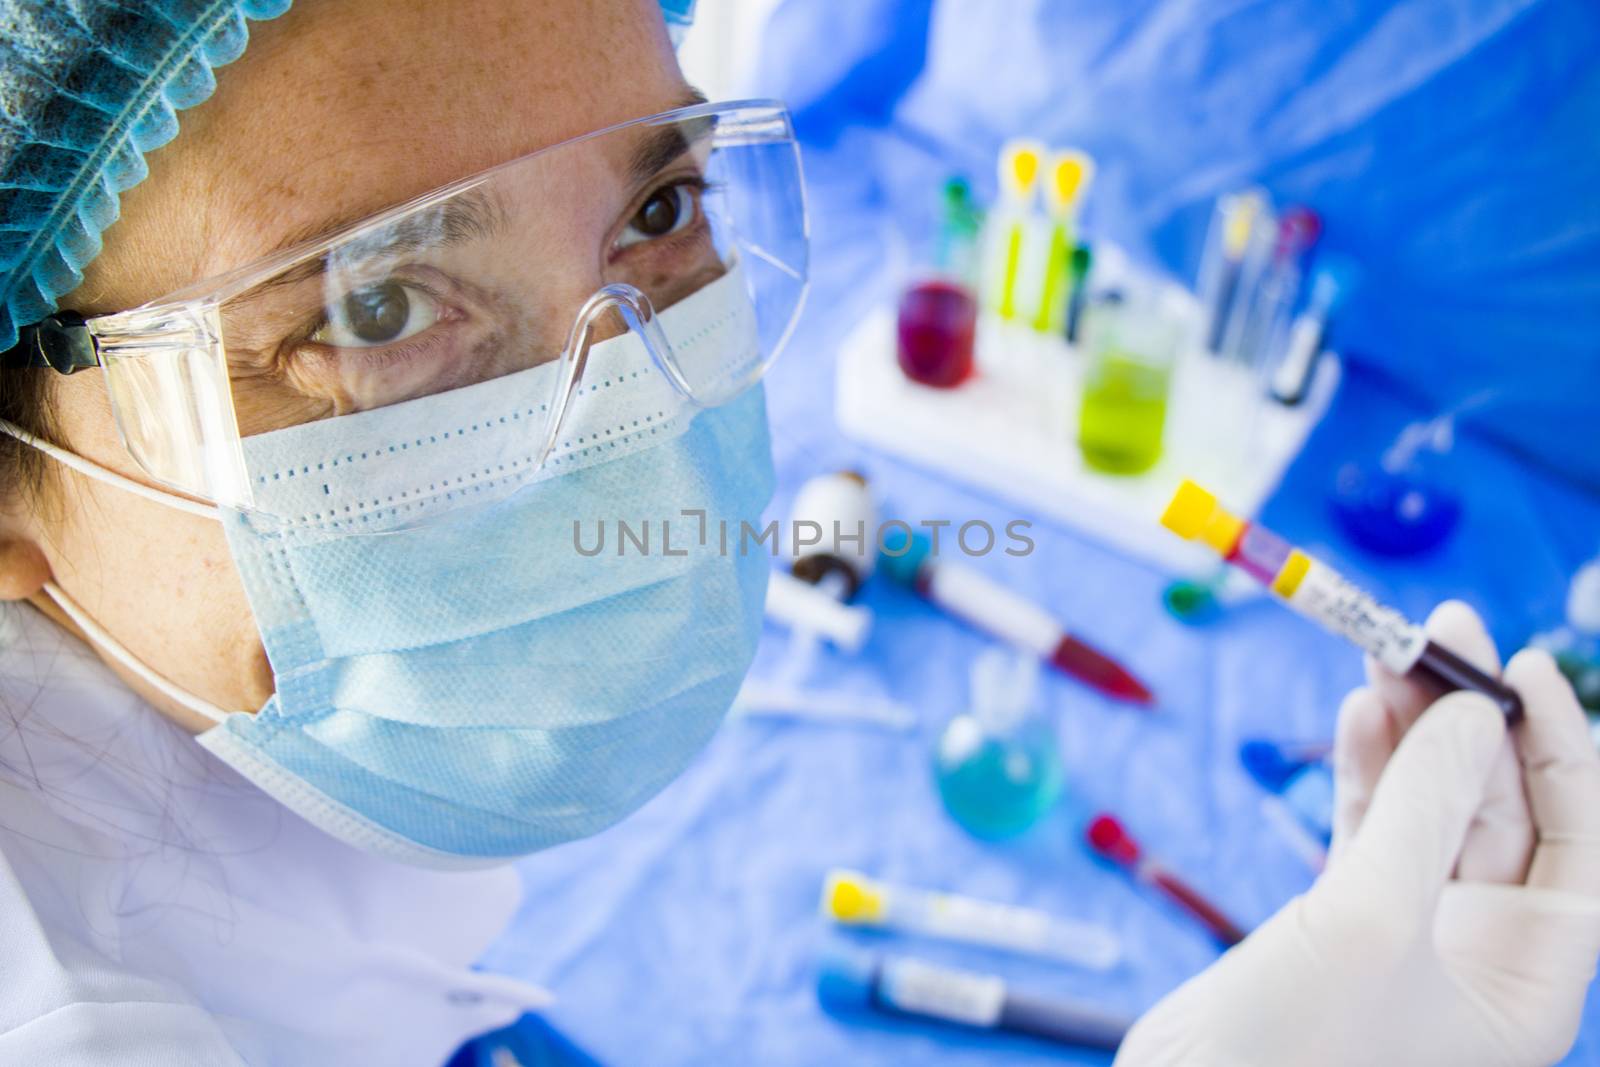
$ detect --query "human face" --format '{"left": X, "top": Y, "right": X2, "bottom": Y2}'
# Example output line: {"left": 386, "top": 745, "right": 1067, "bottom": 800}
{"left": 0, "top": 0, "right": 696, "bottom": 731}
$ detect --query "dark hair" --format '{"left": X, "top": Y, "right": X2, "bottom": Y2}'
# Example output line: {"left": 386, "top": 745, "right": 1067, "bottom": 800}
{"left": 0, "top": 368, "right": 53, "bottom": 501}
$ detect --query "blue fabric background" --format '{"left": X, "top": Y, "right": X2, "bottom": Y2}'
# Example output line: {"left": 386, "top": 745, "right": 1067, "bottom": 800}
{"left": 758, "top": 0, "right": 1600, "bottom": 492}
{"left": 477, "top": 3, "right": 1600, "bottom": 1062}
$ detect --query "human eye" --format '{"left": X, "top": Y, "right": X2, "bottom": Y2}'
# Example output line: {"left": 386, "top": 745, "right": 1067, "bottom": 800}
{"left": 311, "top": 279, "right": 443, "bottom": 348}
{"left": 615, "top": 178, "right": 707, "bottom": 250}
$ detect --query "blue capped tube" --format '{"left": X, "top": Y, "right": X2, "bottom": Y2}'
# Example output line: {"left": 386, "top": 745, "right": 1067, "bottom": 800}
{"left": 817, "top": 946, "right": 1132, "bottom": 1051}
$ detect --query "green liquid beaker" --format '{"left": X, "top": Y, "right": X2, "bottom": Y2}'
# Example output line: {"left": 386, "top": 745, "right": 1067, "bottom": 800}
{"left": 1077, "top": 294, "right": 1182, "bottom": 476}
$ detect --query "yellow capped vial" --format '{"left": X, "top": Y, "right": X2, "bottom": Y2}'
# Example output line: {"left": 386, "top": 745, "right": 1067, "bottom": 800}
{"left": 1046, "top": 150, "right": 1095, "bottom": 216}
{"left": 821, "top": 869, "right": 886, "bottom": 925}
{"left": 998, "top": 139, "right": 1046, "bottom": 202}
{"left": 1160, "top": 479, "right": 1245, "bottom": 557}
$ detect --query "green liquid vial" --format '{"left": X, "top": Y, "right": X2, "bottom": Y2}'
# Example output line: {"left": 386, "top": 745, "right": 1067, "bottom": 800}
{"left": 1078, "top": 350, "right": 1171, "bottom": 474}
{"left": 934, "top": 649, "right": 1064, "bottom": 840}
{"left": 1075, "top": 291, "right": 1183, "bottom": 477}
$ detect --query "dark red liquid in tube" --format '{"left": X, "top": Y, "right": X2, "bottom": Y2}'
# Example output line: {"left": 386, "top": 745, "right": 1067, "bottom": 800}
{"left": 897, "top": 280, "right": 977, "bottom": 388}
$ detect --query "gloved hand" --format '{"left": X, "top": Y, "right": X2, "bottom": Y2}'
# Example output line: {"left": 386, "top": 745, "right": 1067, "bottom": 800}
{"left": 1117, "top": 601, "right": 1600, "bottom": 1067}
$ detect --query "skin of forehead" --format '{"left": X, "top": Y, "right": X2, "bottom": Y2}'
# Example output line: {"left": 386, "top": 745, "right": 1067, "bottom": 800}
{"left": 68, "top": 0, "right": 691, "bottom": 318}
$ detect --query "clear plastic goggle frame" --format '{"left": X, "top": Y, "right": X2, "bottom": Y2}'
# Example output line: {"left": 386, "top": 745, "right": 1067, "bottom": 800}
{"left": 76, "top": 99, "right": 808, "bottom": 512}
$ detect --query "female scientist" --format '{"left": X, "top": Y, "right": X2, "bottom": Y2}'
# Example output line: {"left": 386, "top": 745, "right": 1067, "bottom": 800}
{"left": 1, "top": 1, "right": 1597, "bottom": 1064}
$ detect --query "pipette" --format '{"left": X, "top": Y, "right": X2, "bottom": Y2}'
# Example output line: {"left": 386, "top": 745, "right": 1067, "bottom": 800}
{"left": 1201, "top": 189, "right": 1268, "bottom": 354}
{"left": 818, "top": 945, "right": 1133, "bottom": 1051}
{"left": 934, "top": 176, "right": 984, "bottom": 285}
{"left": 1160, "top": 480, "right": 1523, "bottom": 720}
{"left": 1063, "top": 243, "right": 1092, "bottom": 344}
{"left": 1269, "top": 260, "right": 1350, "bottom": 406}
{"left": 878, "top": 527, "right": 1153, "bottom": 705}
{"left": 1085, "top": 813, "right": 1248, "bottom": 947}
{"left": 993, "top": 140, "right": 1045, "bottom": 321}
{"left": 1227, "top": 205, "right": 1320, "bottom": 375}
{"left": 1034, "top": 150, "right": 1094, "bottom": 334}
{"left": 821, "top": 869, "right": 1121, "bottom": 971}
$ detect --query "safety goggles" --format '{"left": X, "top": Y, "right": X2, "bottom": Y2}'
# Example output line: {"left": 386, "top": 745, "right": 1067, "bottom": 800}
{"left": 4, "top": 99, "right": 807, "bottom": 515}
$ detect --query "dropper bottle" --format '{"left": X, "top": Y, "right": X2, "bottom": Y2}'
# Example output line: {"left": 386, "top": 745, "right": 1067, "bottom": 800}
{"left": 933, "top": 647, "right": 1064, "bottom": 839}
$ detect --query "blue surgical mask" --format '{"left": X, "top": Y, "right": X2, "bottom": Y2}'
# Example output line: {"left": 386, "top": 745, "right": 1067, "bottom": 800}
{"left": 18, "top": 268, "right": 774, "bottom": 869}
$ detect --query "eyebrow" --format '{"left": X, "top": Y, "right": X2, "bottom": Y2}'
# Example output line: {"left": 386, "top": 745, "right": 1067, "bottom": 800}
{"left": 626, "top": 89, "right": 713, "bottom": 186}
{"left": 246, "top": 87, "right": 713, "bottom": 296}
{"left": 270, "top": 88, "right": 712, "bottom": 260}
{"left": 247, "top": 191, "right": 506, "bottom": 296}
{"left": 335, "top": 190, "right": 504, "bottom": 265}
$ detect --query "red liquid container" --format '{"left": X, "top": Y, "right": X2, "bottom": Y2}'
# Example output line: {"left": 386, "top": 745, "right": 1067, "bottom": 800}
{"left": 897, "top": 279, "right": 976, "bottom": 388}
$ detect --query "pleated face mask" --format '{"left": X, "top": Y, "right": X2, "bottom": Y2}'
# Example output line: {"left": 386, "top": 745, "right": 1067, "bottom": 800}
{"left": 18, "top": 265, "right": 775, "bottom": 868}
{"left": 2, "top": 101, "right": 807, "bottom": 867}
{"left": 201, "top": 267, "right": 775, "bottom": 867}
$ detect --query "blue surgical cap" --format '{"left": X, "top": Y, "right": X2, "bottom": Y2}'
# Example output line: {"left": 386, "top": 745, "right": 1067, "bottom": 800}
{"left": 660, "top": 0, "right": 696, "bottom": 45}
{"left": 0, "top": 0, "right": 697, "bottom": 351}
{"left": 0, "top": 1, "right": 294, "bottom": 350}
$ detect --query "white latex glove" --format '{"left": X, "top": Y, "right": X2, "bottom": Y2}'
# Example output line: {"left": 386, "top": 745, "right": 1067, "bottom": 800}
{"left": 1117, "top": 602, "right": 1600, "bottom": 1067}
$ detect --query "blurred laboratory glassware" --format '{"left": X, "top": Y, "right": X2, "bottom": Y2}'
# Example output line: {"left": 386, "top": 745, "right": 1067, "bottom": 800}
{"left": 1076, "top": 287, "right": 1184, "bottom": 475}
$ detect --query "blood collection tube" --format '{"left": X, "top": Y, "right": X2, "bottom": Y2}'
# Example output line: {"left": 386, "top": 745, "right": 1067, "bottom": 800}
{"left": 818, "top": 945, "right": 1133, "bottom": 1051}
{"left": 878, "top": 527, "right": 1153, "bottom": 705}
{"left": 1160, "top": 480, "right": 1523, "bottom": 720}
{"left": 820, "top": 869, "right": 1121, "bottom": 971}
{"left": 1085, "top": 814, "right": 1248, "bottom": 947}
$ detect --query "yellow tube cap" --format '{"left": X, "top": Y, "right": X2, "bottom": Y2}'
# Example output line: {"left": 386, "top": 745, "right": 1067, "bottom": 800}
{"left": 999, "top": 139, "right": 1046, "bottom": 200}
{"left": 1046, "top": 150, "right": 1096, "bottom": 215}
{"left": 821, "top": 869, "right": 886, "bottom": 925}
{"left": 1161, "top": 480, "right": 1244, "bottom": 557}
{"left": 1161, "top": 480, "right": 1219, "bottom": 541}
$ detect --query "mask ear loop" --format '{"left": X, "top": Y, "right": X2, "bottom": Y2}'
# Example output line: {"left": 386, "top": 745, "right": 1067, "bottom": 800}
{"left": 532, "top": 283, "right": 675, "bottom": 469}
{"left": 40, "top": 580, "right": 234, "bottom": 725}
{"left": 0, "top": 418, "right": 233, "bottom": 723}
{"left": 0, "top": 417, "right": 220, "bottom": 521}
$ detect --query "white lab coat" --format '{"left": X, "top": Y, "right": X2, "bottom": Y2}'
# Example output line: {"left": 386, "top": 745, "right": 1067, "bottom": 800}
{"left": 0, "top": 601, "right": 552, "bottom": 1065}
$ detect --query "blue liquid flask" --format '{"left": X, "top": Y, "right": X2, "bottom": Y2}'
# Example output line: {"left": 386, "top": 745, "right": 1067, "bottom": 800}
{"left": 934, "top": 648, "right": 1064, "bottom": 839}
{"left": 1330, "top": 412, "right": 1463, "bottom": 557}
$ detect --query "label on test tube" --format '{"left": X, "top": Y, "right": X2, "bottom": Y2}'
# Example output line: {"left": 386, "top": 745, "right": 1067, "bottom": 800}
{"left": 923, "top": 565, "right": 1060, "bottom": 657}
{"left": 880, "top": 958, "right": 1006, "bottom": 1028}
{"left": 923, "top": 894, "right": 1053, "bottom": 953}
{"left": 1272, "top": 552, "right": 1427, "bottom": 674}
{"left": 919, "top": 894, "right": 1119, "bottom": 969}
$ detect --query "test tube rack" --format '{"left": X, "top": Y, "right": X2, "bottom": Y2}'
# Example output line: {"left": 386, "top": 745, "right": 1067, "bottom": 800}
{"left": 834, "top": 261, "right": 1339, "bottom": 575}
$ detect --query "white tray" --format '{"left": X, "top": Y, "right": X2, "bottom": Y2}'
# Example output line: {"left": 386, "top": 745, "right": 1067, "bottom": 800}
{"left": 835, "top": 300, "right": 1340, "bottom": 576}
